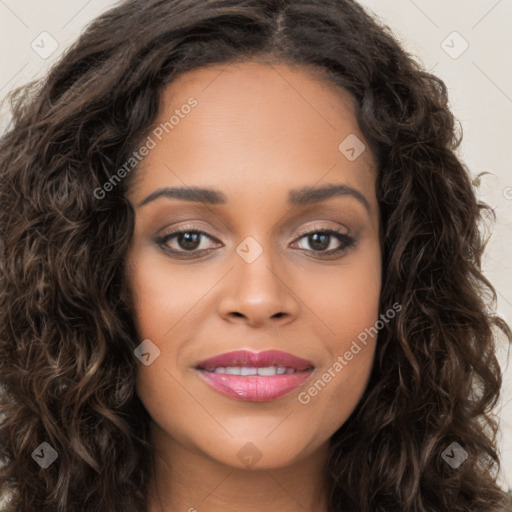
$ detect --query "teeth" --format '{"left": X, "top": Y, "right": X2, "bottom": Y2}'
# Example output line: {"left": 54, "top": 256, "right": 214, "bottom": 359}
{"left": 210, "top": 366, "right": 295, "bottom": 376}
{"left": 258, "top": 366, "right": 277, "bottom": 376}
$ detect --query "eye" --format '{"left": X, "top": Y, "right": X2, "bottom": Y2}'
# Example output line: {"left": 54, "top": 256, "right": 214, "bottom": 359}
{"left": 156, "top": 225, "right": 220, "bottom": 257}
{"left": 155, "top": 225, "right": 356, "bottom": 259}
{"left": 291, "top": 227, "right": 356, "bottom": 257}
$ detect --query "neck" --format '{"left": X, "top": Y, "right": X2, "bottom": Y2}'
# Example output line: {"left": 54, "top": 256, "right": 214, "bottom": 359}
{"left": 146, "top": 421, "right": 330, "bottom": 512}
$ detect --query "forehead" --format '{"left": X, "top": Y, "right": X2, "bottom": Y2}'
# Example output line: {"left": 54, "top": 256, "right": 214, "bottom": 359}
{"left": 129, "top": 61, "right": 377, "bottom": 209}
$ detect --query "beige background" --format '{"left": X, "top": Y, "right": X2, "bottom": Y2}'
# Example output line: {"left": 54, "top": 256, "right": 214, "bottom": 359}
{"left": 1, "top": 0, "right": 511, "bottom": 492}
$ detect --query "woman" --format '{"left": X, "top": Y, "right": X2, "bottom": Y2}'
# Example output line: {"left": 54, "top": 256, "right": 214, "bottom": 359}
{"left": 0, "top": 0, "right": 511, "bottom": 510}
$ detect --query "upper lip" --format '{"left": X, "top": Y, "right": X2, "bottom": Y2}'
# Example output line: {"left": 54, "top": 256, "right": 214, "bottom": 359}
{"left": 195, "top": 350, "right": 314, "bottom": 371}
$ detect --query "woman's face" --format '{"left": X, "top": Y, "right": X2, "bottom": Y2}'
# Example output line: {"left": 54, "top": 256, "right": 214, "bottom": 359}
{"left": 124, "top": 61, "right": 381, "bottom": 470}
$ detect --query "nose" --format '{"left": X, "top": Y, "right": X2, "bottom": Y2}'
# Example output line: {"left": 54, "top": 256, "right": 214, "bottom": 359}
{"left": 217, "top": 245, "right": 300, "bottom": 328}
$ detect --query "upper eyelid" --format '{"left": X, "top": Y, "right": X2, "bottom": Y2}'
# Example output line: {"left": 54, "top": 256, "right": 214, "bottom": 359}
{"left": 158, "top": 217, "right": 351, "bottom": 237}
{"left": 160, "top": 224, "right": 348, "bottom": 238}
{"left": 159, "top": 225, "right": 351, "bottom": 246}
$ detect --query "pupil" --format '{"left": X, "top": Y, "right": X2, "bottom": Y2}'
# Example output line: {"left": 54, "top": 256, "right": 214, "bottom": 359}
{"left": 310, "top": 233, "right": 329, "bottom": 251}
{"left": 179, "top": 232, "right": 200, "bottom": 250}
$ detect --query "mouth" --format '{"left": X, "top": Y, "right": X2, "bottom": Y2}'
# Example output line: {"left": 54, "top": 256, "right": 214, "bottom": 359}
{"left": 194, "top": 349, "right": 315, "bottom": 402}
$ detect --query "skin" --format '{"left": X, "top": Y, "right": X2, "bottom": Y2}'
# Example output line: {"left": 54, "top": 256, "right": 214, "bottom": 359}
{"left": 124, "top": 60, "right": 382, "bottom": 512}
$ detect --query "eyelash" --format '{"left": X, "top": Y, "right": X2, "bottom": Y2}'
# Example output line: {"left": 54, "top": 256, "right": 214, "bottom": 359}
{"left": 155, "top": 224, "right": 356, "bottom": 259}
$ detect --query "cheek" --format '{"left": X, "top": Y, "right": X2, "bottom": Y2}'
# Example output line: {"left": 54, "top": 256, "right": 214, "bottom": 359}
{"left": 294, "top": 245, "right": 381, "bottom": 428}
{"left": 303, "top": 240, "right": 381, "bottom": 349}
{"left": 126, "top": 251, "right": 210, "bottom": 338}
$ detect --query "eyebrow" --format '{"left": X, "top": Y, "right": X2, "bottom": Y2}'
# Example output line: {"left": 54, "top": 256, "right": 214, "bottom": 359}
{"left": 138, "top": 183, "right": 370, "bottom": 211}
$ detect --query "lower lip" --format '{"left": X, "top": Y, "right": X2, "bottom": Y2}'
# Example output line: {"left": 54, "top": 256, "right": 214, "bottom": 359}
{"left": 196, "top": 369, "right": 314, "bottom": 401}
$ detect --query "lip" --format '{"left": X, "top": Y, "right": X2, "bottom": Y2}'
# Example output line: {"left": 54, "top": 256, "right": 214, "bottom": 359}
{"left": 196, "top": 349, "right": 314, "bottom": 371}
{"left": 195, "top": 350, "right": 315, "bottom": 402}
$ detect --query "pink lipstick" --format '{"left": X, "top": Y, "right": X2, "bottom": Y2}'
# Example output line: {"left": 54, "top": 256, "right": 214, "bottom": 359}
{"left": 195, "top": 350, "right": 314, "bottom": 402}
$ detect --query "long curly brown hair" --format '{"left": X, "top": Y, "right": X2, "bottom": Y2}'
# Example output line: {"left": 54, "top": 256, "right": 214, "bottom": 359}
{"left": 0, "top": 0, "right": 511, "bottom": 510}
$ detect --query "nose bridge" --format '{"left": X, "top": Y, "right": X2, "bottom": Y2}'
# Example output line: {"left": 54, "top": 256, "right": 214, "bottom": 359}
{"left": 217, "top": 230, "right": 299, "bottom": 325}
{"left": 234, "top": 232, "right": 284, "bottom": 300}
